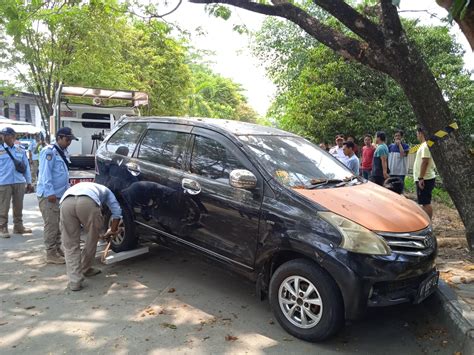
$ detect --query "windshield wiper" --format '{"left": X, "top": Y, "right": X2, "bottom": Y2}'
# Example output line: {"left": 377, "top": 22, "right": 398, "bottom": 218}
{"left": 307, "top": 178, "right": 344, "bottom": 189}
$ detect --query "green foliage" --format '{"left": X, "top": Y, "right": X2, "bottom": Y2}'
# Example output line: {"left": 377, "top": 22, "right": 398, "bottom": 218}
{"left": 404, "top": 176, "right": 454, "bottom": 207}
{"left": 188, "top": 63, "right": 259, "bottom": 122}
{"left": 253, "top": 18, "right": 473, "bottom": 144}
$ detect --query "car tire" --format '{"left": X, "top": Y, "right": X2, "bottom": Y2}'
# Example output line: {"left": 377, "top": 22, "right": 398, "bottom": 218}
{"left": 269, "top": 258, "right": 344, "bottom": 342}
{"left": 104, "top": 204, "right": 137, "bottom": 252}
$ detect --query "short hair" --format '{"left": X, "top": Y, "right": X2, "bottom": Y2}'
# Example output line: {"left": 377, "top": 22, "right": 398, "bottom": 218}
{"left": 395, "top": 129, "right": 404, "bottom": 136}
{"left": 376, "top": 131, "right": 386, "bottom": 141}
{"left": 364, "top": 134, "right": 372, "bottom": 140}
{"left": 417, "top": 126, "right": 428, "bottom": 136}
{"left": 343, "top": 141, "right": 355, "bottom": 149}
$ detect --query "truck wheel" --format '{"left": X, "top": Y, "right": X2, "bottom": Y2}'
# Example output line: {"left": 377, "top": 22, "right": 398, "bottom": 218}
{"left": 104, "top": 205, "right": 137, "bottom": 252}
{"left": 269, "top": 259, "right": 344, "bottom": 342}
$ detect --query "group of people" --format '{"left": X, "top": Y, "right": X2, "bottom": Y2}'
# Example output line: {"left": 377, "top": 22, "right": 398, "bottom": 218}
{"left": 323, "top": 126, "right": 436, "bottom": 219}
{"left": 0, "top": 126, "right": 122, "bottom": 291}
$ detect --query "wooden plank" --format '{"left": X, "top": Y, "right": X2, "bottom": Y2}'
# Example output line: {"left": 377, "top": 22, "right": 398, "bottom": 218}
{"left": 101, "top": 247, "right": 149, "bottom": 265}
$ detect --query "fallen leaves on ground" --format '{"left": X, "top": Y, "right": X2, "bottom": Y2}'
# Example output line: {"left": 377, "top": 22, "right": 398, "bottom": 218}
{"left": 161, "top": 323, "right": 177, "bottom": 330}
{"left": 168, "top": 288, "right": 176, "bottom": 293}
{"left": 225, "top": 335, "right": 238, "bottom": 341}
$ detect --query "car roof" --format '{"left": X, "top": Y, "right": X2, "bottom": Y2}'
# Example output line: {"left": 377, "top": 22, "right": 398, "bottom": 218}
{"left": 123, "top": 116, "right": 298, "bottom": 137}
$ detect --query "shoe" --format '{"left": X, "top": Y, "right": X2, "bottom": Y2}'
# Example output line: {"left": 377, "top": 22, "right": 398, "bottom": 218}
{"left": 68, "top": 282, "right": 83, "bottom": 291}
{"left": 13, "top": 226, "right": 32, "bottom": 234}
{"left": 46, "top": 251, "right": 65, "bottom": 264}
{"left": 83, "top": 267, "right": 101, "bottom": 277}
{"left": 0, "top": 226, "right": 10, "bottom": 239}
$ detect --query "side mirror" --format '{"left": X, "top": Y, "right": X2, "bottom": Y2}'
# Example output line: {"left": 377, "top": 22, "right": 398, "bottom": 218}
{"left": 229, "top": 169, "right": 257, "bottom": 190}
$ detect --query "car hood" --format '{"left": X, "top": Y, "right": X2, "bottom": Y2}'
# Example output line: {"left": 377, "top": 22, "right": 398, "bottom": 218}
{"left": 294, "top": 182, "right": 429, "bottom": 233}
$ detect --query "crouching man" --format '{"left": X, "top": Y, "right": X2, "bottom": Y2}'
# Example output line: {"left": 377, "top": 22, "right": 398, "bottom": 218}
{"left": 60, "top": 182, "right": 122, "bottom": 291}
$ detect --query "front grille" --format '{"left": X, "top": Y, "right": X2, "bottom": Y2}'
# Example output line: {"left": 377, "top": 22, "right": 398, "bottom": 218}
{"left": 378, "top": 227, "right": 436, "bottom": 256}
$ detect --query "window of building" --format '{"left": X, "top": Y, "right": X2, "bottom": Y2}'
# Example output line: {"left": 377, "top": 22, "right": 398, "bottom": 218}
{"left": 25, "top": 104, "right": 31, "bottom": 123}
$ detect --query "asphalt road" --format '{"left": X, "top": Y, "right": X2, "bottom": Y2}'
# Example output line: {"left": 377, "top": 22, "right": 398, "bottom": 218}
{"left": 0, "top": 193, "right": 464, "bottom": 354}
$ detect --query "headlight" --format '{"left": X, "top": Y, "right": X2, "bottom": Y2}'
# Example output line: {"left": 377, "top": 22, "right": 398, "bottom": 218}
{"left": 319, "top": 212, "right": 391, "bottom": 255}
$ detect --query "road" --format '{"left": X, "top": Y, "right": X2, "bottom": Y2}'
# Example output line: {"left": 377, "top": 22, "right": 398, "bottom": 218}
{"left": 0, "top": 193, "right": 464, "bottom": 354}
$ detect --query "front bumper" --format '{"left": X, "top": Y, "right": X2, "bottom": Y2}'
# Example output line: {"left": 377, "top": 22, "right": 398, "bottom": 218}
{"left": 322, "top": 248, "right": 437, "bottom": 320}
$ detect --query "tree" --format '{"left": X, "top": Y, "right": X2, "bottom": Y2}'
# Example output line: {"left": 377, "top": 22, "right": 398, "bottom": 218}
{"left": 437, "top": 0, "right": 474, "bottom": 50}
{"left": 254, "top": 18, "right": 473, "bottom": 144}
{"left": 189, "top": 0, "right": 474, "bottom": 249}
{"left": 188, "top": 63, "right": 259, "bottom": 122}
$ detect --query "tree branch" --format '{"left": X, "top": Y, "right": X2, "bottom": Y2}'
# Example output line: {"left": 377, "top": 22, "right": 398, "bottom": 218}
{"left": 189, "top": 0, "right": 393, "bottom": 74}
{"left": 313, "top": 0, "right": 385, "bottom": 47}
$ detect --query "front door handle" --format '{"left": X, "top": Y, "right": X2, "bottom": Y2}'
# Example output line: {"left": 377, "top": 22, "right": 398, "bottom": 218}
{"left": 182, "top": 178, "right": 201, "bottom": 195}
{"left": 126, "top": 162, "right": 141, "bottom": 176}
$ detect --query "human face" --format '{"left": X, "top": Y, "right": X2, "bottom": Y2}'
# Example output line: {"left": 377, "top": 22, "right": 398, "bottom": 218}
{"left": 3, "top": 134, "right": 16, "bottom": 147}
{"left": 364, "top": 136, "right": 372, "bottom": 146}
{"left": 342, "top": 144, "right": 352, "bottom": 157}
{"left": 394, "top": 132, "right": 402, "bottom": 142}
{"left": 335, "top": 135, "right": 344, "bottom": 147}
{"left": 57, "top": 135, "right": 73, "bottom": 149}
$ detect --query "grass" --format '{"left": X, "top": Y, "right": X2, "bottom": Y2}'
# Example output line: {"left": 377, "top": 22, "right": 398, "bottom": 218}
{"left": 404, "top": 176, "right": 454, "bottom": 208}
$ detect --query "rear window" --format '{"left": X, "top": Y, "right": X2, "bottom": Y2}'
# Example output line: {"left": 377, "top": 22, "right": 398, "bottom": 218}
{"left": 106, "top": 122, "right": 146, "bottom": 157}
{"left": 81, "top": 113, "right": 112, "bottom": 129}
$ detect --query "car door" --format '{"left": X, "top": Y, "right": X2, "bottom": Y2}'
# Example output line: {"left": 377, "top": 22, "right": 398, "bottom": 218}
{"left": 127, "top": 124, "right": 192, "bottom": 235}
{"left": 178, "top": 127, "right": 263, "bottom": 269}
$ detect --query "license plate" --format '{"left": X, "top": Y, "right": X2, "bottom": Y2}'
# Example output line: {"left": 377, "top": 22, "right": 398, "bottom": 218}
{"left": 69, "top": 178, "right": 95, "bottom": 186}
{"left": 415, "top": 271, "right": 439, "bottom": 304}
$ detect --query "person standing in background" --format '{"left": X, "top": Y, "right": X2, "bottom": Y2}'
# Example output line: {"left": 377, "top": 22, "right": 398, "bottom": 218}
{"left": 370, "top": 131, "right": 390, "bottom": 186}
{"left": 329, "top": 134, "right": 348, "bottom": 164}
{"left": 342, "top": 141, "right": 360, "bottom": 175}
{"left": 28, "top": 134, "right": 40, "bottom": 187}
{"left": 388, "top": 130, "right": 409, "bottom": 192}
{"left": 360, "top": 134, "right": 375, "bottom": 180}
{"left": 0, "top": 127, "right": 33, "bottom": 238}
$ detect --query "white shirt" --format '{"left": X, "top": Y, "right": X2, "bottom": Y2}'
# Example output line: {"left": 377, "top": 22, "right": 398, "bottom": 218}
{"left": 329, "top": 146, "right": 348, "bottom": 164}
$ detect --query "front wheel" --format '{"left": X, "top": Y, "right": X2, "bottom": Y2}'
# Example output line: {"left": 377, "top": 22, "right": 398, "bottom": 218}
{"left": 269, "top": 259, "right": 344, "bottom": 342}
{"left": 103, "top": 204, "right": 137, "bottom": 252}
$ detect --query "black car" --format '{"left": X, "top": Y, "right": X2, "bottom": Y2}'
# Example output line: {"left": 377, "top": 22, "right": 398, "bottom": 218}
{"left": 95, "top": 117, "right": 438, "bottom": 342}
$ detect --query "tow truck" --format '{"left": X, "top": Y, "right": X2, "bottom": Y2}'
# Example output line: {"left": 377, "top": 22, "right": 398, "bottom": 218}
{"left": 51, "top": 84, "right": 148, "bottom": 185}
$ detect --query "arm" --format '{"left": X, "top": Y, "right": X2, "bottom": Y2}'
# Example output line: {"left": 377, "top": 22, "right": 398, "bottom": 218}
{"left": 22, "top": 149, "right": 32, "bottom": 187}
{"left": 381, "top": 155, "right": 389, "bottom": 179}
{"left": 418, "top": 158, "right": 430, "bottom": 189}
{"left": 398, "top": 142, "right": 406, "bottom": 158}
{"left": 40, "top": 150, "right": 57, "bottom": 202}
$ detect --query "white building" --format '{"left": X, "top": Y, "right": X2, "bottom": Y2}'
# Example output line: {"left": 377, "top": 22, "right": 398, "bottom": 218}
{"left": 0, "top": 91, "right": 43, "bottom": 129}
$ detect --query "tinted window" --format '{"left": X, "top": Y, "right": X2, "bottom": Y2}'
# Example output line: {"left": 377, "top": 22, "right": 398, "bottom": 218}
{"left": 138, "top": 130, "right": 188, "bottom": 169}
{"left": 106, "top": 122, "right": 145, "bottom": 157}
{"left": 82, "top": 113, "right": 112, "bottom": 129}
{"left": 191, "top": 135, "right": 244, "bottom": 181}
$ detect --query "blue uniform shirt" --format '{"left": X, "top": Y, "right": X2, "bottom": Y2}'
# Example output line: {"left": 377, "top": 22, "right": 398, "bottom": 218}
{"left": 36, "top": 144, "right": 70, "bottom": 198}
{"left": 60, "top": 182, "right": 122, "bottom": 219}
{"left": 0, "top": 143, "right": 32, "bottom": 185}
{"left": 28, "top": 140, "right": 39, "bottom": 161}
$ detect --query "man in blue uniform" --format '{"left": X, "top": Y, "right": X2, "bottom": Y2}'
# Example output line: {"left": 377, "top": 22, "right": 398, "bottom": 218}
{"left": 37, "top": 127, "right": 77, "bottom": 264}
{"left": 0, "top": 127, "right": 33, "bottom": 238}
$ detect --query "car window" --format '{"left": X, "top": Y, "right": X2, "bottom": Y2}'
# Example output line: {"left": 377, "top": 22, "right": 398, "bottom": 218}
{"left": 106, "top": 122, "right": 145, "bottom": 157}
{"left": 138, "top": 129, "right": 188, "bottom": 169}
{"left": 191, "top": 135, "right": 244, "bottom": 181}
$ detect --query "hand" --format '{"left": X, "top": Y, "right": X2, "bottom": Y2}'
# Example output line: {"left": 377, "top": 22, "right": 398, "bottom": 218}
{"left": 26, "top": 184, "right": 33, "bottom": 193}
{"left": 47, "top": 195, "right": 57, "bottom": 203}
{"left": 383, "top": 172, "right": 390, "bottom": 180}
{"left": 418, "top": 179, "right": 425, "bottom": 190}
{"left": 395, "top": 139, "right": 401, "bottom": 145}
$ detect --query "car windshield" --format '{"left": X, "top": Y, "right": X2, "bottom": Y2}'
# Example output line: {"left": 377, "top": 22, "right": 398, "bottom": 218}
{"left": 238, "top": 135, "right": 357, "bottom": 188}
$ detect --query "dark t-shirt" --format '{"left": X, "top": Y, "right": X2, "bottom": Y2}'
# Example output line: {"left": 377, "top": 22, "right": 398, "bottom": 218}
{"left": 371, "top": 143, "right": 389, "bottom": 177}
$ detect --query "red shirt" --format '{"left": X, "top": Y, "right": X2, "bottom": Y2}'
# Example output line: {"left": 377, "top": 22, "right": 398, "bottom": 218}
{"left": 361, "top": 145, "right": 375, "bottom": 170}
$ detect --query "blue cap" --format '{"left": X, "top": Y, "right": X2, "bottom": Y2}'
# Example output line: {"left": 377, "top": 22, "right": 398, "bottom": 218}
{"left": 56, "top": 127, "right": 78, "bottom": 140}
{"left": 0, "top": 127, "right": 16, "bottom": 136}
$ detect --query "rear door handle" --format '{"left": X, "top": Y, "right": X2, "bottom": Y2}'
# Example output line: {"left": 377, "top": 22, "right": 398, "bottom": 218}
{"left": 126, "top": 162, "right": 141, "bottom": 176}
{"left": 182, "top": 178, "right": 201, "bottom": 195}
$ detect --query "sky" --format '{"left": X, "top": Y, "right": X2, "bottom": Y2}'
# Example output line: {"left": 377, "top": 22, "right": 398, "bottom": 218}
{"left": 1, "top": 0, "right": 472, "bottom": 116}
{"left": 164, "top": 0, "right": 473, "bottom": 115}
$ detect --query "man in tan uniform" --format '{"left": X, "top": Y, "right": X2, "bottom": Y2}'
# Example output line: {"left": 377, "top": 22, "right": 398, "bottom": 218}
{"left": 60, "top": 182, "right": 122, "bottom": 291}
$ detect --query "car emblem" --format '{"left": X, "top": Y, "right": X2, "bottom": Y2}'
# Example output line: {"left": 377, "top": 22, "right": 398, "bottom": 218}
{"left": 424, "top": 235, "right": 434, "bottom": 248}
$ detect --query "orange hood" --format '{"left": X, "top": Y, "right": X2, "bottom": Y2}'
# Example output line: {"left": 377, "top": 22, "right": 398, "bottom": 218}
{"left": 294, "top": 182, "right": 429, "bottom": 233}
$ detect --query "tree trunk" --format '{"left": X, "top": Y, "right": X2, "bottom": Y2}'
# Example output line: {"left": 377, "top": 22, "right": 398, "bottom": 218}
{"left": 392, "top": 46, "right": 474, "bottom": 250}
{"left": 437, "top": 0, "right": 474, "bottom": 50}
